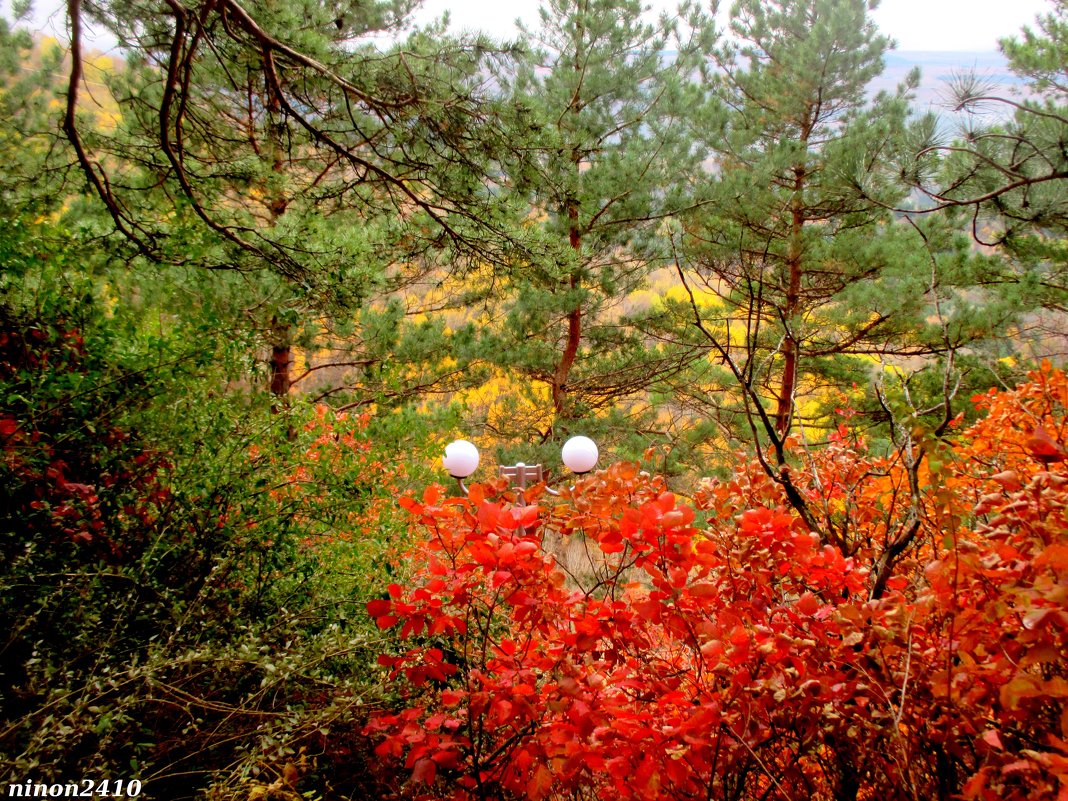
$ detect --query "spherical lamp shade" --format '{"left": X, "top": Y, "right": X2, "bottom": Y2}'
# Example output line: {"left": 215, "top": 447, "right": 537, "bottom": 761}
{"left": 561, "top": 436, "right": 599, "bottom": 474}
{"left": 443, "top": 439, "right": 480, "bottom": 478}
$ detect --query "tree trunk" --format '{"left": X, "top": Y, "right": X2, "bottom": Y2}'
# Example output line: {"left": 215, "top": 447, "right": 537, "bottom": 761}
{"left": 551, "top": 209, "right": 583, "bottom": 421}
{"left": 269, "top": 315, "right": 292, "bottom": 405}
{"left": 550, "top": 33, "right": 587, "bottom": 426}
{"left": 265, "top": 84, "right": 293, "bottom": 414}
{"left": 775, "top": 161, "right": 807, "bottom": 434}
{"left": 775, "top": 232, "right": 802, "bottom": 432}
{"left": 269, "top": 346, "right": 291, "bottom": 399}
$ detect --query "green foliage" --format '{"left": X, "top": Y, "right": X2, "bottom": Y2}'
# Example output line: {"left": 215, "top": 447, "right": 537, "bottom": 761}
{"left": 646, "top": 0, "right": 1027, "bottom": 462}
{"left": 895, "top": 1, "right": 1068, "bottom": 322}
{"left": 0, "top": 20, "right": 69, "bottom": 219}
{"left": 470, "top": 0, "right": 718, "bottom": 434}
{"left": 0, "top": 220, "right": 436, "bottom": 795}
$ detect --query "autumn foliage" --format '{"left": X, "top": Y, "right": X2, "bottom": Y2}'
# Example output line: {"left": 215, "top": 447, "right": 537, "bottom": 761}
{"left": 366, "top": 366, "right": 1068, "bottom": 801}
{"left": 0, "top": 301, "right": 428, "bottom": 793}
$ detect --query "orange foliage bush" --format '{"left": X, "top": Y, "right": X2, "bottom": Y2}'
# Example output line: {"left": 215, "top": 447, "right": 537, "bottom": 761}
{"left": 365, "top": 367, "right": 1067, "bottom": 801}
{"left": 267, "top": 405, "right": 410, "bottom": 548}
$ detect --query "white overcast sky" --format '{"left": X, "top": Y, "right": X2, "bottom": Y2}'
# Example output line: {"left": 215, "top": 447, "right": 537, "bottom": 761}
{"left": 415, "top": 0, "right": 1054, "bottom": 51}
{"left": 4, "top": 0, "right": 1057, "bottom": 53}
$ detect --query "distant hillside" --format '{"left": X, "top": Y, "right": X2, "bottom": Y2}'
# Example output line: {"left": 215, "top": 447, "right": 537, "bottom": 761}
{"left": 879, "top": 50, "right": 1024, "bottom": 113}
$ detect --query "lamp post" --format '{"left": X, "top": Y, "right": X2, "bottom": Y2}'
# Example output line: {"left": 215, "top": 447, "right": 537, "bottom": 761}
{"left": 442, "top": 436, "right": 599, "bottom": 502}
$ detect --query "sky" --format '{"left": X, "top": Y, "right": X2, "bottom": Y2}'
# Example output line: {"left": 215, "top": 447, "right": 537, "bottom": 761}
{"left": 3, "top": 0, "right": 1056, "bottom": 54}
{"left": 413, "top": 0, "right": 1052, "bottom": 52}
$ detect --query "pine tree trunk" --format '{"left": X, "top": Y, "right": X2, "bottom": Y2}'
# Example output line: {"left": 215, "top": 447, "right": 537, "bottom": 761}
{"left": 270, "top": 340, "right": 291, "bottom": 399}
{"left": 551, "top": 210, "right": 583, "bottom": 421}
{"left": 266, "top": 87, "right": 293, "bottom": 414}
{"left": 775, "top": 222, "right": 802, "bottom": 433}
{"left": 775, "top": 157, "right": 808, "bottom": 434}
{"left": 550, "top": 33, "right": 588, "bottom": 427}
{"left": 269, "top": 315, "right": 292, "bottom": 408}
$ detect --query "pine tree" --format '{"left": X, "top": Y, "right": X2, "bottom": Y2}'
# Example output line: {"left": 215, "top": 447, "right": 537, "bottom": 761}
{"left": 474, "top": 0, "right": 716, "bottom": 443}
{"left": 659, "top": 0, "right": 1010, "bottom": 451}
{"left": 0, "top": 21, "right": 75, "bottom": 223}
{"left": 61, "top": 0, "right": 514, "bottom": 403}
{"left": 901, "top": 0, "right": 1068, "bottom": 318}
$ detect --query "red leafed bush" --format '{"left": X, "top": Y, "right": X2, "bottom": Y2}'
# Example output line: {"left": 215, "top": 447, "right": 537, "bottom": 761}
{"left": 909, "top": 365, "right": 1068, "bottom": 801}
{"left": 366, "top": 366, "right": 1068, "bottom": 801}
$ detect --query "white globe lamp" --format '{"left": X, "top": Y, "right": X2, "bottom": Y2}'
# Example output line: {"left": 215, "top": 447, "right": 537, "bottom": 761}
{"left": 561, "top": 436, "right": 599, "bottom": 474}
{"left": 443, "top": 439, "right": 480, "bottom": 478}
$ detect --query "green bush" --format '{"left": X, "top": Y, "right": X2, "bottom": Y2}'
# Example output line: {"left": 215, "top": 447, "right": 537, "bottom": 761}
{"left": 0, "top": 237, "right": 431, "bottom": 798}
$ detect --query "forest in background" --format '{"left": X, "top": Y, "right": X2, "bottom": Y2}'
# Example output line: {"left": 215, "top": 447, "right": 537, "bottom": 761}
{"left": 1, "top": 0, "right": 1066, "bottom": 798}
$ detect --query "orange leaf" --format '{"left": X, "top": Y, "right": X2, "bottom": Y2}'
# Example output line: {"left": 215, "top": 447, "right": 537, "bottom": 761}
{"left": 688, "top": 583, "right": 718, "bottom": 598}
{"left": 1036, "top": 543, "right": 1068, "bottom": 571}
{"left": 990, "top": 470, "right": 1022, "bottom": 491}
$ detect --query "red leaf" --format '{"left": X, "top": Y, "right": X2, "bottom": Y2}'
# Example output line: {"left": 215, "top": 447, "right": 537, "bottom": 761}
{"left": 429, "top": 615, "right": 456, "bottom": 635}
{"left": 528, "top": 764, "right": 553, "bottom": 799}
{"left": 796, "top": 591, "right": 820, "bottom": 616}
{"left": 491, "top": 698, "right": 513, "bottom": 725}
{"left": 1026, "top": 425, "right": 1067, "bottom": 463}
{"left": 516, "top": 503, "right": 541, "bottom": 529}
{"left": 432, "top": 749, "right": 460, "bottom": 768}
{"left": 478, "top": 502, "right": 502, "bottom": 531}
{"left": 662, "top": 510, "right": 686, "bottom": 528}
{"left": 440, "top": 689, "right": 464, "bottom": 707}
{"left": 367, "top": 599, "right": 392, "bottom": 617}
{"left": 961, "top": 772, "right": 990, "bottom": 800}
{"left": 401, "top": 617, "right": 424, "bottom": 638}
{"left": 700, "top": 639, "right": 724, "bottom": 660}
{"left": 411, "top": 757, "right": 437, "bottom": 785}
